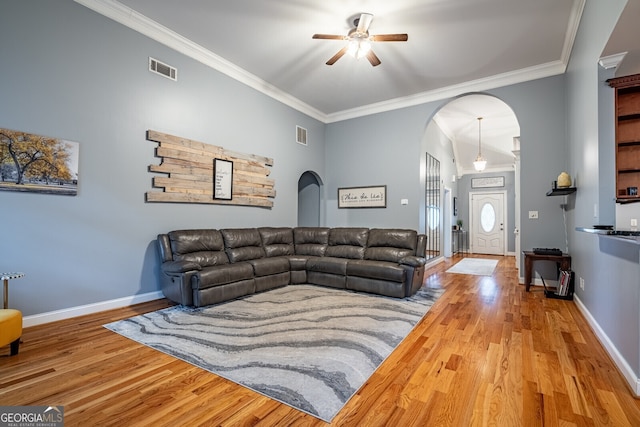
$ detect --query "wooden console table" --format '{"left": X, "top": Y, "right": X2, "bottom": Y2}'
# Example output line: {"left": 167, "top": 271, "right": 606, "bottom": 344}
{"left": 522, "top": 251, "right": 571, "bottom": 292}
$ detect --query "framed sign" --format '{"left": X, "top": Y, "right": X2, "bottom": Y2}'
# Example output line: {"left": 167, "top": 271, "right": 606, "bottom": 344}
{"left": 338, "top": 185, "right": 386, "bottom": 208}
{"left": 213, "top": 158, "right": 233, "bottom": 200}
{"left": 471, "top": 176, "right": 504, "bottom": 189}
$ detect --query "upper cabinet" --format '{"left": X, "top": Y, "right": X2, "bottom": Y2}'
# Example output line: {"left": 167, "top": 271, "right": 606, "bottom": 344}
{"left": 608, "top": 73, "right": 640, "bottom": 204}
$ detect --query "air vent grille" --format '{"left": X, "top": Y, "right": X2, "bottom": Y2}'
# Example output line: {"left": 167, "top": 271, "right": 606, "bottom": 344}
{"left": 149, "top": 57, "right": 177, "bottom": 81}
{"left": 296, "top": 126, "right": 307, "bottom": 146}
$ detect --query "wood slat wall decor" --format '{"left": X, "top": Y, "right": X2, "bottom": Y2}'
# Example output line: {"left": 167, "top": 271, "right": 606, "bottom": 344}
{"left": 146, "top": 130, "right": 275, "bottom": 208}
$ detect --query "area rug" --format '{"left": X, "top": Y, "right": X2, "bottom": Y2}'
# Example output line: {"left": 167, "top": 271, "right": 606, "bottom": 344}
{"left": 445, "top": 258, "right": 498, "bottom": 276}
{"left": 104, "top": 284, "right": 443, "bottom": 422}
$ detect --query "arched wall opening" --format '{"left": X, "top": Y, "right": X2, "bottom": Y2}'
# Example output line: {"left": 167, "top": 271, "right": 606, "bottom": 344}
{"left": 297, "top": 170, "right": 324, "bottom": 227}
{"left": 420, "top": 93, "right": 521, "bottom": 269}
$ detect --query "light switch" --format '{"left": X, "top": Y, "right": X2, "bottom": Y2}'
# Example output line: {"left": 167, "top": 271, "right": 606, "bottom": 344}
{"left": 528, "top": 211, "right": 539, "bottom": 219}
{"left": 401, "top": 199, "right": 409, "bottom": 205}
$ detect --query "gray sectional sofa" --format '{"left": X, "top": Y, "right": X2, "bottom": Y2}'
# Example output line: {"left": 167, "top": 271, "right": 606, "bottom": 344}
{"left": 157, "top": 227, "right": 427, "bottom": 307}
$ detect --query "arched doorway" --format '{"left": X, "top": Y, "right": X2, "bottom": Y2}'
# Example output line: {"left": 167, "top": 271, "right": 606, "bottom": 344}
{"left": 298, "top": 171, "right": 323, "bottom": 226}
{"left": 424, "top": 93, "right": 521, "bottom": 267}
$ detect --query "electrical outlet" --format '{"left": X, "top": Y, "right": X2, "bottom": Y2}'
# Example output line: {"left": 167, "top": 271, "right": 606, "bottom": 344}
{"left": 631, "top": 218, "right": 638, "bottom": 230}
{"left": 528, "top": 211, "right": 539, "bottom": 219}
{"left": 579, "top": 277, "right": 585, "bottom": 290}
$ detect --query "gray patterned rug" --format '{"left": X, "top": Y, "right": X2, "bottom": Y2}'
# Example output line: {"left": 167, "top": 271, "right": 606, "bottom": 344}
{"left": 104, "top": 284, "right": 443, "bottom": 422}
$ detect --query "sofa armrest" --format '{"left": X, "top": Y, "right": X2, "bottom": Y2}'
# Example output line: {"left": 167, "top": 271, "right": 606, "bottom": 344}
{"left": 416, "top": 234, "right": 427, "bottom": 257}
{"left": 399, "top": 256, "right": 426, "bottom": 267}
{"left": 157, "top": 234, "right": 173, "bottom": 263}
{"left": 161, "top": 260, "right": 201, "bottom": 274}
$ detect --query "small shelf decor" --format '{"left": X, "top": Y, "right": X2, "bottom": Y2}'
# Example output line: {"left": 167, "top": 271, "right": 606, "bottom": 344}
{"left": 541, "top": 270, "right": 574, "bottom": 300}
{"left": 546, "top": 187, "right": 576, "bottom": 196}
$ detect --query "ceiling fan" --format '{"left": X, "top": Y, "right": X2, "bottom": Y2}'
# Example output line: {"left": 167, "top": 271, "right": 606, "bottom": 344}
{"left": 312, "top": 13, "right": 408, "bottom": 67}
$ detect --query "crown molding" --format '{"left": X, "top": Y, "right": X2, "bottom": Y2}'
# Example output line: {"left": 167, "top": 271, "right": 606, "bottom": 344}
{"left": 76, "top": 0, "right": 580, "bottom": 125}
{"left": 560, "top": 0, "right": 586, "bottom": 66}
{"left": 326, "top": 60, "right": 567, "bottom": 123}
{"left": 459, "top": 164, "right": 515, "bottom": 177}
{"left": 599, "top": 52, "right": 627, "bottom": 70}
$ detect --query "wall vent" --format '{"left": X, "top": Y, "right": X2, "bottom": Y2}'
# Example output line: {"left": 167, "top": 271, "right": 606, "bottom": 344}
{"left": 149, "top": 57, "right": 177, "bottom": 81}
{"left": 296, "top": 126, "right": 307, "bottom": 146}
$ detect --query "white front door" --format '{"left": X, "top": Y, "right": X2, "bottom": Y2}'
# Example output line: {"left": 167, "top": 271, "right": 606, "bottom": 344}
{"left": 470, "top": 192, "right": 505, "bottom": 255}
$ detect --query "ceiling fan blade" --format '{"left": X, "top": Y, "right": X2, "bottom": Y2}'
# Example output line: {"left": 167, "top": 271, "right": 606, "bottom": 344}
{"left": 370, "top": 34, "right": 408, "bottom": 42}
{"left": 326, "top": 46, "right": 349, "bottom": 65}
{"left": 366, "top": 50, "right": 381, "bottom": 67}
{"left": 313, "top": 34, "right": 347, "bottom": 40}
{"left": 356, "top": 13, "right": 373, "bottom": 33}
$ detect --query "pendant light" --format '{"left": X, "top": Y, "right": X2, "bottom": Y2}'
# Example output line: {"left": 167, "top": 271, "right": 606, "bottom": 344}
{"left": 473, "top": 117, "right": 487, "bottom": 172}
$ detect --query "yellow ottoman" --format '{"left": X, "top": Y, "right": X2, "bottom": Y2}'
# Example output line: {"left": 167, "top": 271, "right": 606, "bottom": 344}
{"left": 0, "top": 309, "right": 22, "bottom": 356}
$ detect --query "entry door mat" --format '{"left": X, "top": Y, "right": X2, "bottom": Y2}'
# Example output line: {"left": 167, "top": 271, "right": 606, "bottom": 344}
{"left": 104, "top": 284, "right": 443, "bottom": 422}
{"left": 446, "top": 258, "right": 498, "bottom": 276}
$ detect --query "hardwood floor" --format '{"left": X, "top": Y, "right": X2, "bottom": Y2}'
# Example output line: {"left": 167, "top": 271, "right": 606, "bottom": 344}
{"left": 1, "top": 255, "right": 639, "bottom": 426}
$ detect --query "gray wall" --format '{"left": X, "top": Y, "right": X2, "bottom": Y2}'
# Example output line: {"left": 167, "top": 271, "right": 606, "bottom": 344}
{"left": 324, "top": 109, "right": 428, "bottom": 228}
{"left": 565, "top": 0, "right": 640, "bottom": 382}
{"left": 326, "top": 75, "right": 569, "bottom": 261}
{"left": 0, "top": 1, "right": 325, "bottom": 316}
{"left": 421, "top": 119, "right": 458, "bottom": 233}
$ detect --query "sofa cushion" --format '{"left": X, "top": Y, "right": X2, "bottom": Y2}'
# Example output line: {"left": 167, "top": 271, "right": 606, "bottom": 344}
{"left": 306, "top": 257, "right": 349, "bottom": 275}
{"left": 221, "top": 228, "right": 266, "bottom": 262}
{"left": 288, "top": 255, "right": 313, "bottom": 270}
{"left": 364, "top": 229, "right": 417, "bottom": 262}
{"left": 168, "top": 229, "right": 229, "bottom": 267}
{"left": 346, "top": 276, "right": 405, "bottom": 298}
{"left": 294, "top": 227, "right": 329, "bottom": 256}
{"left": 196, "top": 263, "right": 255, "bottom": 288}
{"left": 249, "top": 257, "right": 291, "bottom": 277}
{"left": 347, "top": 260, "right": 406, "bottom": 282}
{"left": 259, "top": 227, "right": 294, "bottom": 257}
{"left": 325, "top": 228, "right": 368, "bottom": 259}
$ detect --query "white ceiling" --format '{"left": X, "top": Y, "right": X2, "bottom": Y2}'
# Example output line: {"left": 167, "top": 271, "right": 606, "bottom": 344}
{"left": 601, "top": 0, "right": 640, "bottom": 78}
{"left": 76, "top": 0, "right": 639, "bottom": 174}
{"left": 433, "top": 94, "right": 520, "bottom": 176}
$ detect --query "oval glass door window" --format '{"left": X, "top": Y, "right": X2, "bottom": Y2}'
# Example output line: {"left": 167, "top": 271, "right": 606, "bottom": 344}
{"left": 481, "top": 203, "right": 496, "bottom": 232}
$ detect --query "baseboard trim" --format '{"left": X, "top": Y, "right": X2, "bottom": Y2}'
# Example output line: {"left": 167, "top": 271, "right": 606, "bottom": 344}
{"left": 23, "top": 291, "right": 164, "bottom": 328}
{"left": 573, "top": 295, "right": 640, "bottom": 397}
{"left": 517, "top": 277, "right": 545, "bottom": 286}
{"left": 426, "top": 257, "right": 446, "bottom": 267}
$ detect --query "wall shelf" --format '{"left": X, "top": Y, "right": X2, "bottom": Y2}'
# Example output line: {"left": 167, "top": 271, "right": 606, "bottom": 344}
{"left": 546, "top": 187, "right": 576, "bottom": 196}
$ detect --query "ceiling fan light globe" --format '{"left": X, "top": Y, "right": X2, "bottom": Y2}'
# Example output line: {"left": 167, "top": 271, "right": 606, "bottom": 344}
{"left": 348, "top": 39, "right": 371, "bottom": 59}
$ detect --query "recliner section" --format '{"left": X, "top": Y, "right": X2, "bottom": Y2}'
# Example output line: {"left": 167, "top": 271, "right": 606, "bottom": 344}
{"left": 157, "top": 227, "right": 427, "bottom": 307}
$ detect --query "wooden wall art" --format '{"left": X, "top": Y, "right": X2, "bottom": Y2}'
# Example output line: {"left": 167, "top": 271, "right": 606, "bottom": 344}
{"left": 146, "top": 130, "right": 275, "bottom": 208}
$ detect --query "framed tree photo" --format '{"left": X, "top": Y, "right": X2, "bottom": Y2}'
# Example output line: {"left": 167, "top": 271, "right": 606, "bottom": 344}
{"left": 0, "top": 127, "right": 79, "bottom": 196}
